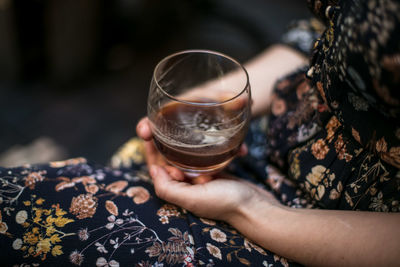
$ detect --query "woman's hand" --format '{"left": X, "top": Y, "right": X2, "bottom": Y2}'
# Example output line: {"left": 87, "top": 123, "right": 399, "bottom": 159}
{"left": 149, "top": 164, "right": 280, "bottom": 222}
{"left": 136, "top": 117, "right": 248, "bottom": 180}
{"left": 136, "top": 117, "right": 185, "bottom": 180}
{"left": 136, "top": 117, "right": 279, "bottom": 222}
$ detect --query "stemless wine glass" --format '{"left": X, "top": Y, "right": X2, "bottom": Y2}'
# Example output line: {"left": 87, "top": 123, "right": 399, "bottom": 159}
{"left": 147, "top": 50, "right": 251, "bottom": 177}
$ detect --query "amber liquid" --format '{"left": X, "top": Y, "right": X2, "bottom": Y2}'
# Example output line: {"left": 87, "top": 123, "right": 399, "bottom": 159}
{"left": 151, "top": 101, "right": 248, "bottom": 176}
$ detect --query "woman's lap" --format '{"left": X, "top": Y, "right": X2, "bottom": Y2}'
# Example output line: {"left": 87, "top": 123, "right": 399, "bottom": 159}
{"left": 0, "top": 120, "right": 301, "bottom": 266}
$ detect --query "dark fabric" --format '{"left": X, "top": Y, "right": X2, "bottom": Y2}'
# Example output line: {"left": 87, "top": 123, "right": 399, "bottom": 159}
{"left": 265, "top": 0, "right": 400, "bottom": 211}
{"left": 0, "top": 156, "right": 298, "bottom": 267}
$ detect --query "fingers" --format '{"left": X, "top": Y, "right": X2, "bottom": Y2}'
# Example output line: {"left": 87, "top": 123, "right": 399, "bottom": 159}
{"left": 139, "top": 117, "right": 185, "bottom": 181}
{"left": 143, "top": 138, "right": 185, "bottom": 179}
{"left": 221, "top": 93, "right": 248, "bottom": 112}
{"left": 136, "top": 117, "right": 153, "bottom": 141}
{"left": 149, "top": 165, "right": 173, "bottom": 201}
{"left": 238, "top": 143, "right": 248, "bottom": 157}
{"left": 165, "top": 166, "right": 185, "bottom": 181}
{"left": 149, "top": 165, "right": 191, "bottom": 204}
{"left": 191, "top": 175, "right": 213, "bottom": 184}
{"left": 143, "top": 139, "right": 160, "bottom": 166}
{"left": 138, "top": 117, "right": 167, "bottom": 166}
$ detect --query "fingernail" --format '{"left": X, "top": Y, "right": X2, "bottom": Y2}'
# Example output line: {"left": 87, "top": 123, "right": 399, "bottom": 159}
{"left": 149, "top": 165, "right": 158, "bottom": 177}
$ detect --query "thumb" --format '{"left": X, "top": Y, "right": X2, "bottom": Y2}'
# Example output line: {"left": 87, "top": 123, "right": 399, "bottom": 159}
{"left": 136, "top": 117, "right": 153, "bottom": 141}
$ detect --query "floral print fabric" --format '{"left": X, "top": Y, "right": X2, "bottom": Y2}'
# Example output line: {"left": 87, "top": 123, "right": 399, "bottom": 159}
{"left": 0, "top": 157, "right": 294, "bottom": 266}
{"left": 265, "top": 0, "right": 400, "bottom": 211}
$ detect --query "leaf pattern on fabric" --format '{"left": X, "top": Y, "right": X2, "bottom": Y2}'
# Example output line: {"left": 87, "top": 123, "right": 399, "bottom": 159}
{"left": 1, "top": 162, "right": 293, "bottom": 266}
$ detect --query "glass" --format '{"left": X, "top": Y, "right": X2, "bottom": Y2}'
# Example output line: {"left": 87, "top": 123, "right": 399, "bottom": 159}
{"left": 147, "top": 50, "right": 251, "bottom": 177}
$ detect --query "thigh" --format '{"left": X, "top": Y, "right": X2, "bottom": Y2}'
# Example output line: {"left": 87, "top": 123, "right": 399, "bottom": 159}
{"left": 0, "top": 159, "right": 298, "bottom": 266}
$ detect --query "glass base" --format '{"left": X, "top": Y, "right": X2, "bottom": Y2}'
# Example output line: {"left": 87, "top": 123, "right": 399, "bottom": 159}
{"left": 166, "top": 159, "right": 233, "bottom": 178}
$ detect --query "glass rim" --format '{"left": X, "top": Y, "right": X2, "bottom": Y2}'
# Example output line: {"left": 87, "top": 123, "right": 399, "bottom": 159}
{"left": 153, "top": 49, "right": 250, "bottom": 106}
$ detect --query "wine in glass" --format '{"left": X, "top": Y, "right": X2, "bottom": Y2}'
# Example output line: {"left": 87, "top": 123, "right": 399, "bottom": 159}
{"left": 147, "top": 50, "right": 251, "bottom": 177}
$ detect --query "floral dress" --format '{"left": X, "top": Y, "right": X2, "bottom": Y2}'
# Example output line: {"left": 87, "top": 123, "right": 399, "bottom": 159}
{"left": 1, "top": 0, "right": 399, "bottom": 266}
{"left": 265, "top": 0, "right": 400, "bottom": 211}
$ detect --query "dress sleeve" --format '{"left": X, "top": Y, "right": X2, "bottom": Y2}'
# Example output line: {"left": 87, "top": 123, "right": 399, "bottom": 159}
{"left": 281, "top": 18, "right": 325, "bottom": 56}
{"left": 279, "top": 0, "right": 339, "bottom": 56}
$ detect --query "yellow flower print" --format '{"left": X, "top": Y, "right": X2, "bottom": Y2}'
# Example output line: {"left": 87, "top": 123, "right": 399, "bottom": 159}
{"left": 46, "top": 215, "right": 55, "bottom": 225}
{"left": 52, "top": 245, "right": 63, "bottom": 257}
{"left": 50, "top": 234, "right": 61, "bottom": 244}
{"left": 44, "top": 209, "right": 52, "bottom": 216}
{"left": 54, "top": 204, "right": 67, "bottom": 217}
{"left": 33, "top": 208, "right": 43, "bottom": 223}
{"left": 46, "top": 226, "right": 56, "bottom": 236}
{"left": 306, "top": 165, "right": 326, "bottom": 186}
{"left": 36, "top": 239, "right": 52, "bottom": 254}
{"left": 28, "top": 246, "right": 35, "bottom": 255}
{"left": 24, "top": 232, "right": 39, "bottom": 245}
{"left": 54, "top": 216, "right": 74, "bottom": 228}
{"left": 36, "top": 198, "right": 45, "bottom": 205}
{"left": 15, "top": 196, "right": 75, "bottom": 261}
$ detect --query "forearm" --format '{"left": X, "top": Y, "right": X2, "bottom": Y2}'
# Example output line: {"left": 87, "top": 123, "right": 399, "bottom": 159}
{"left": 229, "top": 201, "right": 400, "bottom": 266}
{"left": 244, "top": 44, "right": 307, "bottom": 116}
{"left": 182, "top": 45, "right": 306, "bottom": 116}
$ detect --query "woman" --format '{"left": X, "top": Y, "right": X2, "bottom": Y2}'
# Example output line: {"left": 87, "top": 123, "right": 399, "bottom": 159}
{"left": 137, "top": 0, "right": 400, "bottom": 265}
{"left": 1, "top": 0, "right": 399, "bottom": 266}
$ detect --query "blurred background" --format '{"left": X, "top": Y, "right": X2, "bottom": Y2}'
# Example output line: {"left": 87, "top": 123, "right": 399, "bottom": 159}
{"left": 0, "top": 0, "right": 309, "bottom": 167}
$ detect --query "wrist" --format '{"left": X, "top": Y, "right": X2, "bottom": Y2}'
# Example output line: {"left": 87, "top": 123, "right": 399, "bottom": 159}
{"left": 225, "top": 190, "right": 287, "bottom": 231}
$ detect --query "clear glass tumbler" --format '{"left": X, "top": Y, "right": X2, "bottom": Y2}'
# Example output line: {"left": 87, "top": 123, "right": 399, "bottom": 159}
{"left": 147, "top": 50, "right": 251, "bottom": 177}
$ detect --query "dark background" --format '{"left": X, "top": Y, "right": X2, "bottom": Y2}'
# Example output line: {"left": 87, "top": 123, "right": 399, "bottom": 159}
{"left": 0, "top": 0, "right": 309, "bottom": 166}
